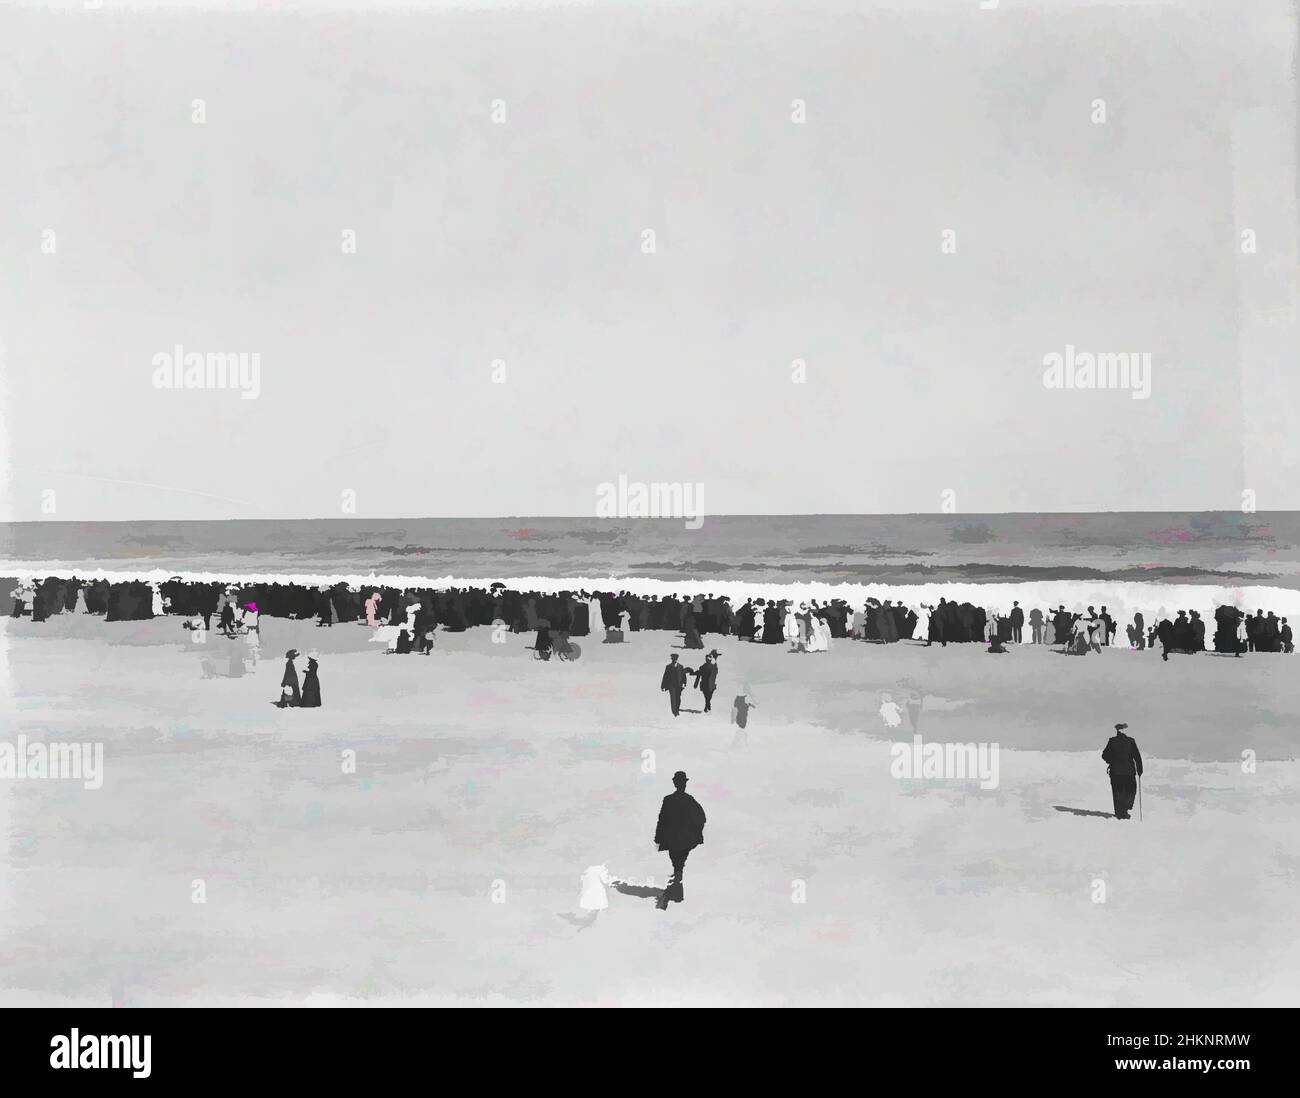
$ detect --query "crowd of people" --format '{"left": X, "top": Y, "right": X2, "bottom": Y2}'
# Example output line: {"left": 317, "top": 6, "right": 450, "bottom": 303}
{"left": 5, "top": 576, "right": 1293, "bottom": 659}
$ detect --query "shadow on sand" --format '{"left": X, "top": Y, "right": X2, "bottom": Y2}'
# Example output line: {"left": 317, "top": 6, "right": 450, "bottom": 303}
{"left": 1053, "top": 805, "right": 1115, "bottom": 819}
{"left": 613, "top": 881, "right": 666, "bottom": 903}
{"left": 556, "top": 882, "right": 670, "bottom": 928}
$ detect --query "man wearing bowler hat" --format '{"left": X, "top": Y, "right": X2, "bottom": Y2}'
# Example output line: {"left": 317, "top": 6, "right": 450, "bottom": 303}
{"left": 660, "top": 653, "right": 692, "bottom": 716}
{"left": 654, "top": 771, "right": 707, "bottom": 909}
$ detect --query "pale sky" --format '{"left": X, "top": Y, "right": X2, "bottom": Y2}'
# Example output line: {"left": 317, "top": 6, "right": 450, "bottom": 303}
{"left": 1, "top": 0, "right": 1296, "bottom": 521}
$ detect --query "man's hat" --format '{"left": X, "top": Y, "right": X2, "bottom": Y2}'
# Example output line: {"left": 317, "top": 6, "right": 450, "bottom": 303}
{"left": 669, "top": 652, "right": 678, "bottom": 660}
{"left": 708, "top": 649, "right": 721, "bottom": 658}
{"left": 285, "top": 649, "right": 299, "bottom": 659}
{"left": 1115, "top": 722, "right": 1128, "bottom": 731}
{"left": 672, "top": 770, "right": 688, "bottom": 783}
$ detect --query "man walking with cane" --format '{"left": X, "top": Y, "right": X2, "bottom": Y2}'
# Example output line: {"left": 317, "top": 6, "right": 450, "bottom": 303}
{"left": 1102, "top": 722, "right": 1144, "bottom": 820}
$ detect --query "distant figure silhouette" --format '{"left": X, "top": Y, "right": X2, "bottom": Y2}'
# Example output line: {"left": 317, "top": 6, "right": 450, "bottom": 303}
{"left": 906, "top": 689, "right": 923, "bottom": 732}
{"left": 277, "top": 650, "right": 301, "bottom": 708}
{"left": 1101, "top": 722, "right": 1143, "bottom": 820}
{"left": 1156, "top": 615, "right": 1174, "bottom": 661}
{"left": 1009, "top": 601, "right": 1024, "bottom": 644}
{"left": 730, "top": 683, "right": 757, "bottom": 748}
{"left": 1129, "top": 611, "right": 1146, "bottom": 650}
{"left": 654, "top": 771, "right": 707, "bottom": 909}
{"left": 682, "top": 607, "right": 704, "bottom": 650}
{"left": 301, "top": 655, "right": 322, "bottom": 707}
{"left": 660, "top": 653, "right": 691, "bottom": 716}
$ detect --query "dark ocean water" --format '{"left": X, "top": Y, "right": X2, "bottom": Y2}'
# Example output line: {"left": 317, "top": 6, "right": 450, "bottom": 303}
{"left": 0, "top": 513, "right": 1295, "bottom": 587}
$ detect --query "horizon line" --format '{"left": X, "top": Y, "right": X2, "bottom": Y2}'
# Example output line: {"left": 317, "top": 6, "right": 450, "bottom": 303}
{"left": 0, "top": 510, "right": 1284, "bottom": 526}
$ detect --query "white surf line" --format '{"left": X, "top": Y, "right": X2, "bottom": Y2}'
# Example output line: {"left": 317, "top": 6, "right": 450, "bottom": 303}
{"left": 1, "top": 564, "right": 1298, "bottom": 621}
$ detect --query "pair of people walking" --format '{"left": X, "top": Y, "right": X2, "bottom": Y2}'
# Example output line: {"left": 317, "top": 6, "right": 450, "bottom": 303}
{"left": 276, "top": 649, "right": 322, "bottom": 708}
{"left": 659, "top": 650, "right": 720, "bottom": 716}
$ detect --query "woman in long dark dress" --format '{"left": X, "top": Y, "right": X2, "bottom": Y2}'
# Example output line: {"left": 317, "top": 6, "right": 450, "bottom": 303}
{"left": 277, "top": 650, "right": 301, "bottom": 707}
{"left": 682, "top": 609, "right": 704, "bottom": 650}
{"left": 300, "top": 657, "right": 321, "bottom": 707}
{"left": 763, "top": 603, "right": 783, "bottom": 643}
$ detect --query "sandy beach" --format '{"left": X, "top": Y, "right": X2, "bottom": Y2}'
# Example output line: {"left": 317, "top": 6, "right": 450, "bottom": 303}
{"left": 1, "top": 613, "right": 1297, "bottom": 1006}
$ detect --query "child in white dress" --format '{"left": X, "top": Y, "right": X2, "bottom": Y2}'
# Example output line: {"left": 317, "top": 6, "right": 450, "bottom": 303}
{"left": 578, "top": 864, "right": 615, "bottom": 912}
{"left": 878, "top": 692, "right": 903, "bottom": 730}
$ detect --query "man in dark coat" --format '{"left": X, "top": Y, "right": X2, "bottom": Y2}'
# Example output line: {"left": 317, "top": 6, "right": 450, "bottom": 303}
{"left": 878, "top": 601, "right": 898, "bottom": 643}
{"left": 1102, "top": 722, "right": 1143, "bottom": 820}
{"left": 1052, "top": 606, "right": 1071, "bottom": 648}
{"left": 198, "top": 583, "right": 219, "bottom": 631}
{"left": 1100, "top": 606, "right": 1115, "bottom": 646}
{"left": 736, "top": 599, "right": 756, "bottom": 640}
{"left": 660, "top": 654, "right": 692, "bottom": 716}
{"left": 928, "top": 598, "right": 947, "bottom": 646}
{"left": 1263, "top": 612, "right": 1281, "bottom": 652}
{"left": 1214, "top": 605, "right": 1242, "bottom": 654}
{"left": 1246, "top": 610, "right": 1263, "bottom": 652}
{"left": 1156, "top": 616, "right": 1174, "bottom": 661}
{"left": 693, "top": 651, "right": 720, "bottom": 712}
{"left": 1009, "top": 602, "right": 1024, "bottom": 644}
{"left": 654, "top": 771, "right": 707, "bottom": 908}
